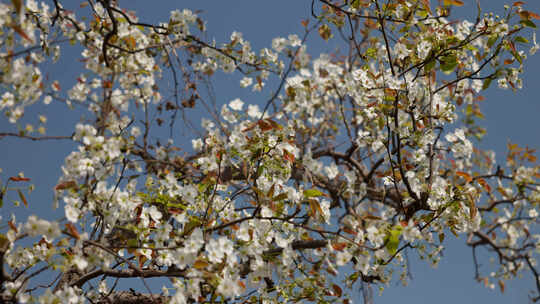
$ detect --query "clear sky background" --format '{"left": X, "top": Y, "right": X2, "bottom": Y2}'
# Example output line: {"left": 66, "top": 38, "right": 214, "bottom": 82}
{"left": 1, "top": 0, "right": 540, "bottom": 303}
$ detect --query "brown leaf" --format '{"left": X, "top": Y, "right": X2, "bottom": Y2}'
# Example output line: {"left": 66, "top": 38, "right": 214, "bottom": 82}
{"left": 55, "top": 180, "right": 77, "bottom": 190}
{"left": 138, "top": 254, "right": 147, "bottom": 268}
{"left": 504, "top": 59, "right": 514, "bottom": 65}
{"left": 125, "top": 36, "right": 136, "bottom": 49}
{"left": 443, "top": 0, "right": 464, "bottom": 6}
{"left": 65, "top": 223, "right": 80, "bottom": 239}
{"left": 193, "top": 259, "right": 209, "bottom": 269}
{"left": 17, "top": 189, "right": 28, "bottom": 207}
{"left": 498, "top": 280, "right": 505, "bottom": 293}
{"left": 11, "top": 0, "right": 22, "bottom": 15}
{"left": 308, "top": 199, "right": 321, "bottom": 217}
{"left": 421, "top": 0, "right": 432, "bottom": 14}
{"left": 181, "top": 95, "right": 196, "bottom": 108}
{"left": 318, "top": 24, "right": 332, "bottom": 41}
{"left": 469, "top": 196, "right": 477, "bottom": 219}
{"left": 257, "top": 119, "right": 273, "bottom": 132}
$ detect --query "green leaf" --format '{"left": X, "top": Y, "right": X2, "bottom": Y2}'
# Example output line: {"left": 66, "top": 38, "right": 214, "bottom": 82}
{"left": 520, "top": 19, "right": 537, "bottom": 28}
{"left": 385, "top": 227, "right": 402, "bottom": 255}
{"left": 417, "top": 9, "right": 428, "bottom": 19}
{"left": 303, "top": 189, "right": 324, "bottom": 198}
{"left": 0, "top": 233, "right": 9, "bottom": 252}
{"left": 272, "top": 193, "right": 289, "bottom": 201}
{"left": 424, "top": 58, "right": 436, "bottom": 72}
{"left": 383, "top": 95, "right": 396, "bottom": 102}
{"left": 366, "top": 48, "right": 377, "bottom": 58}
{"left": 482, "top": 77, "right": 493, "bottom": 90}
{"left": 487, "top": 35, "right": 498, "bottom": 48}
{"left": 439, "top": 232, "right": 445, "bottom": 243}
{"left": 515, "top": 36, "right": 529, "bottom": 44}
{"left": 511, "top": 50, "right": 523, "bottom": 64}
{"left": 440, "top": 54, "right": 458, "bottom": 74}
{"left": 166, "top": 201, "right": 187, "bottom": 210}
{"left": 0, "top": 188, "right": 4, "bottom": 208}
{"left": 348, "top": 272, "right": 359, "bottom": 283}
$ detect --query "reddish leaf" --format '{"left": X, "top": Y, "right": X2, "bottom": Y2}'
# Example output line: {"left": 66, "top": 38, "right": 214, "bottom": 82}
{"left": 477, "top": 178, "right": 492, "bottom": 193}
{"left": 52, "top": 81, "right": 61, "bottom": 91}
{"left": 9, "top": 176, "right": 30, "bottom": 182}
{"left": 332, "top": 242, "right": 347, "bottom": 251}
{"left": 237, "top": 280, "right": 246, "bottom": 290}
{"left": 283, "top": 149, "right": 295, "bottom": 163}
{"left": 362, "top": 214, "right": 382, "bottom": 221}
{"left": 366, "top": 101, "right": 378, "bottom": 107}
{"left": 343, "top": 226, "right": 357, "bottom": 235}
{"left": 332, "top": 284, "right": 343, "bottom": 297}
{"left": 8, "top": 220, "right": 18, "bottom": 233}
{"left": 456, "top": 171, "right": 473, "bottom": 183}
{"left": 530, "top": 11, "right": 540, "bottom": 19}
{"left": 513, "top": 1, "right": 526, "bottom": 6}
{"left": 9, "top": 23, "right": 33, "bottom": 43}
{"left": 138, "top": 254, "right": 147, "bottom": 268}
{"left": 102, "top": 80, "right": 113, "bottom": 89}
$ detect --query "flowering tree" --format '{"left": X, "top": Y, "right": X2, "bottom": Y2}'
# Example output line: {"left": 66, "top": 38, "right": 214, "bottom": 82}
{"left": 0, "top": 0, "right": 539, "bottom": 303}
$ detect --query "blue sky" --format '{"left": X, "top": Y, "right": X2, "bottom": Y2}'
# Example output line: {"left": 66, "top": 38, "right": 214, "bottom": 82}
{"left": 1, "top": 0, "right": 540, "bottom": 303}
